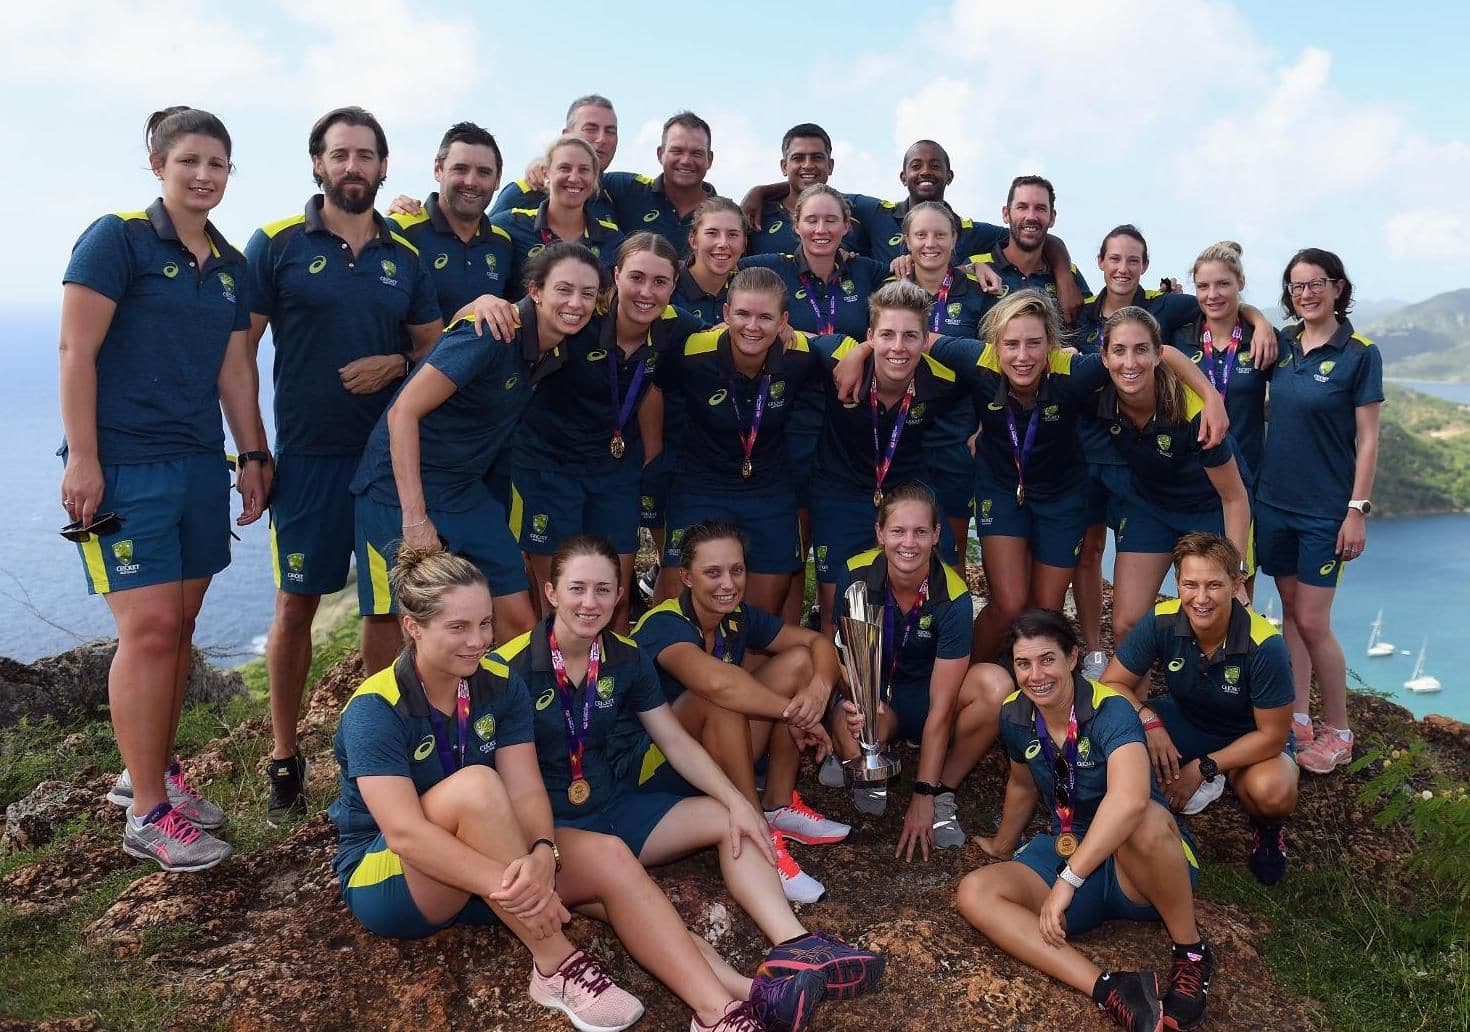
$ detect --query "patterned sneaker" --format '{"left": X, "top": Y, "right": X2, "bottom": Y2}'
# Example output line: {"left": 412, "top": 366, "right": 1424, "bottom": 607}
{"left": 267, "top": 753, "right": 310, "bottom": 823}
{"left": 765, "top": 792, "right": 850, "bottom": 845}
{"left": 107, "top": 765, "right": 227, "bottom": 830}
{"left": 772, "top": 832, "right": 825, "bottom": 904}
{"left": 932, "top": 790, "right": 966, "bottom": 848}
{"left": 122, "top": 802, "right": 232, "bottom": 873}
{"left": 1094, "top": 970, "right": 1163, "bottom": 1032}
{"left": 817, "top": 754, "right": 846, "bottom": 789}
{"left": 1163, "top": 943, "right": 1214, "bottom": 1031}
{"left": 1247, "top": 820, "right": 1288, "bottom": 886}
{"left": 1291, "top": 717, "right": 1315, "bottom": 747}
{"left": 852, "top": 783, "right": 887, "bottom": 816}
{"left": 1081, "top": 650, "right": 1108, "bottom": 681}
{"left": 1181, "top": 774, "right": 1225, "bottom": 816}
{"left": 749, "top": 966, "right": 825, "bottom": 1032}
{"left": 760, "top": 932, "right": 886, "bottom": 1000}
{"left": 636, "top": 562, "right": 658, "bottom": 606}
{"left": 529, "top": 949, "right": 645, "bottom": 1032}
{"left": 1299, "top": 728, "right": 1354, "bottom": 774}
{"left": 692, "top": 1000, "right": 763, "bottom": 1032}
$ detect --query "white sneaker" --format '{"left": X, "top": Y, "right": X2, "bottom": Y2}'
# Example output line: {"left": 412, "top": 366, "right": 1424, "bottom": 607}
{"left": 764, "top": 791, "right": 850, "bottom": 845}
{"left": 1081, "top": 650, "right": 1108, "bottom": 681}
{"left": 772, "top": 831, "right": 825, "bottom": 903}
{"left": 932, "top": 791, "right": 966, "bottom": 848}
{"left": 1182, "top": 773, "right": 1226, "bottom": 815}
{"left": 818, "top": 754, "right": 845, "bottom": 788}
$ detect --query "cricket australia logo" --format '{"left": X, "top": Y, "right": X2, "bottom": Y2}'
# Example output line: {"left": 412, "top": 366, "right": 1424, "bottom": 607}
{"left": 285, "top": 552, "right": 306, "bottom": 584}
{"left": 112, "top": 539, "right": 139, "bottom": 575}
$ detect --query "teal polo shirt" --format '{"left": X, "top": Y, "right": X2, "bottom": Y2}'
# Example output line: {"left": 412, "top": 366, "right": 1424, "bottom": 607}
{"left": 489, "top": 177, "right": 620, "bottom": 223}
{"left": 671, "top": 267, "right": 730, "bottom": 329}
{"left": 850, "top": 196, "right": 1005, "bottom": 268}
{"left": 602, "top": 172, "right": 715, "bottom": 254}
{"left": 835, "top": 549, "right": 973, "bottom": 693}
{"left": 972, "top": 243, "right": 1092, "bottom": 310}
{"left": 1257, "top": 321, "right": 1383, "bottom": 519}
{"left": 245, "top": 196, "right": 441, "bottom": 456}
{"left": 918, "top": 270, "right": 997, "bottom": 464}
{"left": 490, "top": 200, "right": 624, "bottom": 300}
{"left": 739, "top": 249, "right": 886, "bottom": 340}
{"left": 1170, "top": 317, "right": 1270, "bottom": 488}
{"left": 999, "top": 676, "right": 1160, "bottom": 837}
{"left": 388, "top": 192, "right": 513, "bottom": 315}
{"left": 1093, "top": 382, "right": 1234, "bottom": 511}
{"left": 493, "top": 620, "right": 665, "bottom": 821}
{"left": 329, "top": 650, "right": 534, "bottom": 883}
{"left": 1116, "top": 598, "right": 1293, "bottom": 741}
{"left": 62, "top": 198, "right": 250, "bottom": 463}
{"left": 930, "top": 338, "right": 1108, "bottom": 499}
{"left": 745, "top": 193, "right": 868, "bottom": 257}
{"left": 632, "top": 590, "right": 784, "bottom": 704}
{"left": 349, "top": 299, "right": 570, "bottom": 511}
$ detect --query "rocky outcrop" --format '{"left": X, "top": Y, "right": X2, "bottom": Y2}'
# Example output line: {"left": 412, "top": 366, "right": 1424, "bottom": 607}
{"left": 0, "top": 641, "right": 246, "bottom": 728}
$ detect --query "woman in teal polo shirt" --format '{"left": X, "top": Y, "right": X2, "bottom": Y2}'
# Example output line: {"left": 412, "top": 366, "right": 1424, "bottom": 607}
{"left": 61, "top": 107, "right": 267, "bottom": 872}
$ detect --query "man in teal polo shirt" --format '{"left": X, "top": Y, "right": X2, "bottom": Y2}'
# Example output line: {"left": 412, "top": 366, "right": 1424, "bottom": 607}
{"left": 491, "top": 94, "right": 621, "bottom": 220}
{"left": 600, "top": 111, "right": 717, "bottom": 253}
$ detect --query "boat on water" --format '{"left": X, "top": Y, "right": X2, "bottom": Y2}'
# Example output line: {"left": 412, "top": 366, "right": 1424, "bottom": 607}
{"left": 1404, "top": 640, "right": 1442, "bottom": 694}
{"left": 1263, "top": 598, "right": 1282, "bottom": 628}
{"left": 1367, "top": 608, "right": 1395, "bottom": 657}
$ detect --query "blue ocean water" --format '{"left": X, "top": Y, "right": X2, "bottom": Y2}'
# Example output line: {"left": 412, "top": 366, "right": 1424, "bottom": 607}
{"left": 2, "top": 311, "right": 1466, "bottom": 719}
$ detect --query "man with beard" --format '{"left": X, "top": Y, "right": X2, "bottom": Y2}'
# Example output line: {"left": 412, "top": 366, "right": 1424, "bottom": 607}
{"left": 245, "top": 106, "right": 442, "bottom": 822}
{"left": 972, "top": 175, "right": 1091, "bottom": 313}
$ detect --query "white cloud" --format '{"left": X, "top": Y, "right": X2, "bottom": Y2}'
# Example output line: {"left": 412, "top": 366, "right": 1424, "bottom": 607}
{"left": 1384, "top": 210, "right": 1470, "bottom": 260}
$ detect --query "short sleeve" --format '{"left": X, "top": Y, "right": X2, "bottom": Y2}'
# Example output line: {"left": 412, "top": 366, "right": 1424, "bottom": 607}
{"left": 1069, "top": 265, "right": 1093, "bottom": 298}
{"left": 1066, "top": 351, "right": 1109, "bottom": 394}
{"left": 63, "top": 215, "right": 132, "bottom": 301}
{"left": 230, "top": 266, "right": 253, "bottom": 331}
{"left": 1195, "top": 412, "right": 1233, "bottom": 469}
{"left": 244, "top": 228, "right": 276, "bottom": 318}
{"left": 742, "top": 604, "right": 784, "bottom": 651}
{"left": 1092, "top": 694, "right": 1146, "bottom": 757}
{"left": 406, "top": 251, "right": 443, "bottom": 327}
{"left": 495, "top": 674, "right": 536, "bottom": 747}
{"left": 633, "top": 610, "right": 701, "bottom": 663}
{"left": 490, "top": 179, "right": 530, "bottom": 216}
{"left": 934, "top": 594, "right": 974, "bottom": 660}
{"left": 629, "top": 650, "right": 668, "bottom": 713}
{"left": 1156, "top": 291, "right": 1201, "bottom": 338}
{"left": 1354, "top": 343, "right": 1385, "bottom": 406}
{"left": 999, "top": 719, "right": 1029, "bottom": 764}
{"left": 929, "top": 336, "right": 985, "bottom": 381}
{"left": 1247, "top": 635, "right": 1295, "bottom": 711}
{"left": 1114, "top": 614, "right": 1162, "bottom": 676}
{"left": 426, "top": 327, "right": 500, "bottom": 389}
{"left": 338, "top": 696, "right": 411, "bottom": 779}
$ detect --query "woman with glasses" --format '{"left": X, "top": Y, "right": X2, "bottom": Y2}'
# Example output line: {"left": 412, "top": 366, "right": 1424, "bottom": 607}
{"left": 956, "top": 610, "right": 1212, "bottom": 1032}
{"left": 1253, "top": 249, "right": 1382, "bottom": 775}
{"left": 60, "top": 107, "right": 267, "bottom": 872}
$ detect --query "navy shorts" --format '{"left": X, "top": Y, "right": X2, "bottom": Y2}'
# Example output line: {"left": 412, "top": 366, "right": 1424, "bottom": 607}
{"left": 664, "top": 488, "right": 801, "bottom": 575}
{"left": 1116, "top": 499, "right": 1224, "bottom": 555}
{"left": 787, "top": 406, "right": 822, "bottom": 510}
{"left": 1013, "top": 824, "right": 1200, "bottom": 936}
{"left": 483, "top": 452, "right": 514, "bottom": 511}
{"left": 270, "top": 453, "right": 359, "bottom": 596}
{"left": 513, "top": 465, "right": 641, "bottom": 556}
{"left": 342, "top": 835, "right": 499, "bottom": 939}
{"left": 73, "top": 453, "right": 232, "bottom": 595}
{"left": 928, "top": 454, "right": 976, "bottom": 531}
{"left": 812, "top": 484, "right": 958, "bottom": 585}
{"left": 640, "top": 450, "right": 674, "bottom": 532}
{"left": 354, "top": 493, "right": 527, "bottom": 612}
{"left": 973, "top": 474, "right": 1088, "bottom": 570}
{"left": 887, "top": 683, "right": 930, "bottom": 744}
{"left": 1254, "top": 499, "right": 1346, "bottom": 589}
{"left": 1151, "top": 694, "right": 1297, "bottom": 761}
{"left": 1083, "top": 461, "right": 1133, "bottom": 530}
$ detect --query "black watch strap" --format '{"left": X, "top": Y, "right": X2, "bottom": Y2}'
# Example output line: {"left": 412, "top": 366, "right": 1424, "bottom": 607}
{"left": 912, "top": 780, "right": 941, "bottom": 796}
{"left": 237, "top": 450, "right": 272, "bottom": 465}
{"left": 1197, "top": 755, "right": 1219, "bottom": 780}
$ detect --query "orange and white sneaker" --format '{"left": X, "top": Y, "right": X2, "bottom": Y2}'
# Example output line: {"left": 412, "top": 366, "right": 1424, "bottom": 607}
{"left": 772, "top": 831, "right": 825, "bottom": 904}
{"left": 529, "top": 949, "right": 644, "bottom": 1032}
{"left": 1299, "top": 727, "right": 1354, "bottom": 774}
{"left": 765, "top": 791, "right": 850, "bottom": 845}
{"left": 1291, "top": 716, "right": 1315, "bottom": 748}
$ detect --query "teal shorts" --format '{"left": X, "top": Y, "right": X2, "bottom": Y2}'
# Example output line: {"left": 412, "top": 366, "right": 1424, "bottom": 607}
{"left": 1014, "top": 824, "right": 1200, "bottom": 936}
{"left": 341, "top": 833, "right": 499, "bottom": 939}
{"left": 1116, "top": 499, "right": 1223, "bottom": 555}
{"left": 561, "top": 747, "right": 696, "bottom": 857}
{"left": 73, "top": 453, "right": 231, "bottom": 595}
{"left": 973, "top": 474, "right": 1088, "bottom": 570}
{"left": 1254, "top": 499, "right": 1346, "bottom": 589}
{"left": 354, "top": 493, "right": 526, "bottom": 613}
{"left": 812, "top": 484, "right": 958, "bottom": 584}
{"left": 664, "top": 487, "right": 801, "bottom": 574}
{"left": 1083, "top": 461, "right": 1132, "bottom": 530}
{"left": 270, "top": 453, "right": 359, "bottom": 596}
{"left": 513, "top": 464, "right": 641, "bottom": 556}
{"left": 1151, "top": 694, "right": 1297, "bottom": 762}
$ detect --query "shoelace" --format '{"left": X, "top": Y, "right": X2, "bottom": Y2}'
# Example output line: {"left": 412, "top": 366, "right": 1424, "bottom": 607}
{"left": 559, "top": 952, "right": 614, "bottom": 995}
{"left": 1169, "top": 956, "right": 1205, "bottom": 999}
{"left": 714, "top": 1000, "right": 763, "bottom": 1031}
{"left": 786, "top": 792, "right": 825, "bottom": 820}
{"left": 770, "top": 833, "right": 801, "bottom": 878}
{"left": 168, "top": 765, "right": 204, "bottom": 801}
{"left": 155, "top": 807, "right": 202, "bottom": 845}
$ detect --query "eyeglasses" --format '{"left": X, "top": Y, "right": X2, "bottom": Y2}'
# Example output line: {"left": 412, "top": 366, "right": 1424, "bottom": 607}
{"left": 1286, "top": 277, "right": 1337, "bottom": 297}
{"left": 60, "top": 511, "right": 121, "bottom": 543}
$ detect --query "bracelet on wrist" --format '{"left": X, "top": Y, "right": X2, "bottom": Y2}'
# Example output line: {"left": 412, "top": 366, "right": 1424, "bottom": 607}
{"left": 1059, "top": 864, "right": 1086, "bottom": 889}
{"left": 402, "top": 516, "right": 429, "bottom": 529}
{"left": 1141, "top": 718, "right": 1164, "bottom": 732}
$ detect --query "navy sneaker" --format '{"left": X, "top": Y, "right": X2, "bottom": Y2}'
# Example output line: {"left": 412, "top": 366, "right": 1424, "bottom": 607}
{"left": 1248, "top": 820, "right": 1288, "bottom": 886}
{"left": 1094, "top": 970, "right": 1163, "bottom": 1032}
{"left": 749, "top": 967, "right": 824, "bottom": 1032}
{"left": 1163, "top": 943, "right": 1213, "bottom": 1030}
{"left": 760, "top": 933, "right": 885, "bottom": 1000}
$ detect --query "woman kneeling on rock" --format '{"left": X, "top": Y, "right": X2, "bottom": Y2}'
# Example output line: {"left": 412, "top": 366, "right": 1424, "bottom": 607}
{"left": 956, "top": 609, "right": 1212, "bottom": 1032}
{"left": 496, "top": 534, "right": 885, "bottom": 1031}
{"left": 330, "top": 546, "right": 786, "bottom": 1032}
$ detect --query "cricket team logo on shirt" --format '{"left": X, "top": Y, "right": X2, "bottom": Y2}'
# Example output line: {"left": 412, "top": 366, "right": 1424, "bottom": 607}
{"left": 1222, "top": 665, "right": 1242, "bottom": 694}
{"left": 1156, "top": 434, "right": 1173, "bottom": 456}
{"left": 112, "top": 539, "right": 139, "bottom": 576}
{"left": 1168, "top": 658, "right": 1186, "bottom": 672}
{"left": 530, "top": 514, "right": 550, "bottom": 545}
{"left": 379, "top": 259, "right": 398, "bottom": 286}
{"left": 308, "top": 256, "right": 328, "bottom": 274}
{"left": 1314, "top": 360, "right": 1336, "bottom": 383}
{"left": 414, "top": 735, "right": 436, "bottom": 761}
{"left": 218, "top": 272, "right": 237, "bottom": 303}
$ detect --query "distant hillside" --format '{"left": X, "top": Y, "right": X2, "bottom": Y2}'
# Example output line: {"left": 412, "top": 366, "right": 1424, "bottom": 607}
{"left": 1366, "top": 289, "right": 1470, "bottom": 381}
{"left": 1375, "top": 384, "right": 1470, "bottom": 516}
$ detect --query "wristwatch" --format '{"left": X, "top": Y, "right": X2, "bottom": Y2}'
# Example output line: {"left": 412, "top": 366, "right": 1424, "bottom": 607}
{"left": 530, "top": 837, "right": 561, "bottom": 872}
{"left": 1347, "top": 499, "right": 1373, "bottom": 516}
{"left": 237, "top": 450, "right": 272, "bottom": 466}
{"left": 912, "top": 780, "right": 941, "bottom": 796}
{"left": 1059, "top": 864, "right": 1086, "bottom": 889}
{"left": 1197, "top": 754, "right": 1219, "bottom": 780}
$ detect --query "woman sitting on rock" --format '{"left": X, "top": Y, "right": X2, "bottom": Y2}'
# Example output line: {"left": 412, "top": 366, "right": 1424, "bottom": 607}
{"left": 956, "top": 609, "right": 1212, "bottom": 1032}
{"left": 330, "top": 545, "right": 787, "bottom": 1032}
{"left": 1103, "top": 533, "right": 1298, "bottom": 885}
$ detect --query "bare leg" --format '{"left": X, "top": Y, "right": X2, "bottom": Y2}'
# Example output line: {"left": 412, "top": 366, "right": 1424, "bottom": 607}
{"left": 1074, "top": 523, "right": 1109, "bottom": 653}
{"left": 654, "top": 565, "right": 684, "bottom": 605}
{"left": 948, "top": 515, "right": 972, "bottom": 582}
{"left": 613, "top": 553, "right": 636, "bottom": 633}
{"left": 817, "top": 582, "right": 836, "bottom": 636}
{"left": 360, "top": 614, "right": 402, "bottom": 677}
{"left": 972, "top": 536, "right": 1032, "bottom": 662}
{"left": 1286, "top": 582, "right": 1348, "bottom": 730}
{"left": 938, "top": 663, "right": 1012, "bottom": 788}
{"left": 105, "top": 582, "right": 186, "bottom": 815}
{"left": 781, "top": 510, "right": 812, "bottom": 626}
{"left": 1028, "top": 560, "right": 1075, "bottom": 611}
{"left": 492, "top": 590, "right": 537, "bottom": 650}
{"left": 576, "top": 899, "right": 752, "bottom": 1002}
{"left": 748, "top": 649, "right": 811, "bottom": 810}
{"left": 1112, "top": 803, "right": 1200, "bottom": 946}
{"left": 266, "top": 590, "right": 320, "bottom": 760}
{"left": 957, "top": 863, "right": 1100, "bottom": 993}
{"left": 1231, "top": 756, "right": 1300, "bottom": 821}
{"left": 1275, "top": 576, "right": 1313, "bottom": 716}
{"left": 744, "top": 572, "right": 793, "bottom": 619}
{"left": 1110, "top": 551, "right": 1174, "bottom": 649}
{"left": 673, "top": 691, "right": 760, "bottom": 807}
{"left": 165, "top": 577, "right": 211, "bottom": 752}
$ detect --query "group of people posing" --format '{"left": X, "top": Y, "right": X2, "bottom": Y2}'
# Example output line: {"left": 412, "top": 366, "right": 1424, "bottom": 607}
{"left": 58, "top": 95, "right": 1383, "bottom": 1032}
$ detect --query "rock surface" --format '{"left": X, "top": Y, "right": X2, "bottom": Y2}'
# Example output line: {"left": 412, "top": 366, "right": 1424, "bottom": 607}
{"left": 0, "top": 641, "right": 246, "bottom": 728}
{"left": 1, "top": 781, "right": 98, "bottom": 855}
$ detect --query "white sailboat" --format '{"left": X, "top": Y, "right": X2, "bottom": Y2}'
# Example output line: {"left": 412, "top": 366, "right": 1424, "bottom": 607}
{"left": 1404, "top": 640, "right": 1442, "bottom": 694}
{"left": 1367, "top": 609, "right": 1395, "bottom": 657}
{"left": 1264, "top": 598, "right": 1282, "bottom": 628}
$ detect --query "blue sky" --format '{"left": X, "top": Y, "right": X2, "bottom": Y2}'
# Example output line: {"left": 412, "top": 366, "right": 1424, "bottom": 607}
{"left": 1, "top": 0, "right": 1466, "bottom": 319}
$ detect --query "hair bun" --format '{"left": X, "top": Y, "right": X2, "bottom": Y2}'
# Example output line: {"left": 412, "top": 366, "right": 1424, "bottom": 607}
{"left": 1219, "top": 240, "right": 1243, "bottom": 256}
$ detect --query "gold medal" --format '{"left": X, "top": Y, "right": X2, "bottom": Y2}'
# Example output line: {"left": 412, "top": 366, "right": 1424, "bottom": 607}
{"left": 873, "top": 489, "right": 884, "bottom": 508}
{"left": 1015, "top": 484, "right": 1025, "bottom": 507}
{"left": 567, "top": 778, "right": 592, "bottom": 806}
{"left": 1055, "top": 832, "right": 1078, "bottom": 857}
{"left": 741, "top": 457, "right": 753, "bottom": 479}
{"left": 610, "top": 435, "right": 625, "bottom": 459}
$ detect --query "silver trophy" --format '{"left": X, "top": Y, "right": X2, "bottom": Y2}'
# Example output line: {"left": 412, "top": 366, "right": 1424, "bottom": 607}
{"left": 834, "top": 581, "right": 901, "bottom": 783}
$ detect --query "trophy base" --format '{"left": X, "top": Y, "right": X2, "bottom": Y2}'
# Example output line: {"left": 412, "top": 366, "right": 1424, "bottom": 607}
{"left": 843, "top": 750, "right": 900, "bottom": 784}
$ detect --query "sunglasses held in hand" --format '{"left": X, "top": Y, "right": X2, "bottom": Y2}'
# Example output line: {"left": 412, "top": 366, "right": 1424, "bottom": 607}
{"left": 60, "top": 511, "right": 122, "bottom": 543}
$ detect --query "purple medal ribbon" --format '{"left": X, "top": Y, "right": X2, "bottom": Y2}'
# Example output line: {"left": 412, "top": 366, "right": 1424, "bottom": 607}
{"left": 800, "top": 272, "right": 838, "bottom": 334}
{"left": 608, "top": 349, "right": 648, "bottom": 451}
{"left": 928, "top": 272, "right": 954, "bottom": 333}
{"left": 729, "top": 373, "right": 771, "bottom": 474}
{"left": 1200, "top": 321, "right": 1243, "bottom": 396}
{"left": 870, "top": 373, "right": 916, "bottom": 498}
{"left": 549, "top": 629, "right": 602, "bottom": 784}
{"left": 881, "top": 577, "right": 930, "bottom": 701}
{"left": 424, "top": 677, "right": 471, "bottom": 776}
{"left": 1004, "top": 402, "right": 1041, "bottom": 502}
{"left": 1033, "top": 705, "right": 1080, "bottom": 838}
